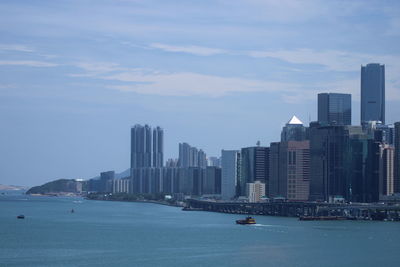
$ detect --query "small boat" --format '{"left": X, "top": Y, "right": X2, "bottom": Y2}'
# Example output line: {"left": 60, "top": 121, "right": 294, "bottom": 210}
{"left": 236, "top": 216, "right": 256, "bottom": 225}
{"left": 17, "top": 215, "right": 25, "bottom": 219}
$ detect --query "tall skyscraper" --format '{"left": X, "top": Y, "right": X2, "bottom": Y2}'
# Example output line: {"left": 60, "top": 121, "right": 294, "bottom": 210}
{"left": 309, "top": 123, "right": 351, "bottom": 201}
{"left": 281, "top": 115, "right": 307, "bottom": 142}
{"left": 178, "top": 143, "right": 207, "bottom": 168}
{"left": 198, "top": 149, "right": 207, "bottom": 168}
{"left": 131, "top": 124, "right": 152, "bottom": 169}
{"left": 379, "top": 144, "right": 394, "bottom": 197}
{"left": 394, "top": 122, "right": 400, "bottom": 193}
{"left": 361, "top": 63, "right": 385, "bottom": 124}
{"left": 178, "top": 143, "right": 191, "bottom": 168}
{"left": 239, "top": 146, "right": 269, "bottom": 196}
{"left": 203, "top": 166, "right": 221, "bottom": 195}
{"left": 309, "top": 122, "right": 380, "bottom": 202}
{"left": 318, "top": 93, "right": 351, "bottom": 125}
{"left": 152, "top": 126, "right": 164, "bottom": 167}
{"left": 207, "top": 156, "right": 221, "bottom": 167}
{"left": 269, "top": 141, "right": 310, "bottom": 201}
{"left": 221, "top": 150, "right": 240, "bottom": 200}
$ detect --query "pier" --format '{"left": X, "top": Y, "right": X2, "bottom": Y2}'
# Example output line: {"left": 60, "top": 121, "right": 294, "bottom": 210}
{"left": 185, "top": 199, "right": 400, "bottom": 221}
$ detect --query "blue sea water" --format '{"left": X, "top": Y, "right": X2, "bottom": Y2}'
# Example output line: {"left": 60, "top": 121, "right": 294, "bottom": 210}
{"left": 1, "top": 191, "right": 400, "bottom": 267}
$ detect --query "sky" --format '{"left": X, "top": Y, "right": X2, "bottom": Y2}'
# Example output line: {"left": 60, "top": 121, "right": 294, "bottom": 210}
{"left": 1, "top": 0, "right": 399, "bottom": 186}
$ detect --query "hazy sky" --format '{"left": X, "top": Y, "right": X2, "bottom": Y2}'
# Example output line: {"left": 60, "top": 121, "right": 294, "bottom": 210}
{"left": 1, "top": 0, "right": 400, "bottom": 186}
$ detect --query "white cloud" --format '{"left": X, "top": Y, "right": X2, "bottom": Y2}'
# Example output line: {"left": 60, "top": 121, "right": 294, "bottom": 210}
{"left": 0, "top": 44, "right": 34, "bottom": 52}
{"left": 73, "top": 62, "right": 124, "bottom": 74}
{"left": 0, "top": 60, "right": 58, "bottom": 67}
{"left": 247, "top": 49, "right": 367, "bottom": 71}
{"left": 150, "top": 43, "right": 226, "bottom": 56}
{"left": 103, "top": 70, "right": 298, "bottom": 97}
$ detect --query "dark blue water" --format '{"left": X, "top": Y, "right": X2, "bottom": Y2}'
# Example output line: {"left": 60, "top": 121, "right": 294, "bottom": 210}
{"left": 1, "top": 192, "right": 400, "bottom": 267}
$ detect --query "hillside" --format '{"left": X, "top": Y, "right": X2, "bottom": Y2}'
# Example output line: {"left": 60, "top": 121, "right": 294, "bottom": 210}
{"left": 26, "top": 179, "right": 82, "bottom": 194}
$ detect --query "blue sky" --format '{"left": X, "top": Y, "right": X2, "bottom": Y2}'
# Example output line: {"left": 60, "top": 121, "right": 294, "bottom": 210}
{"left": 1, "top": 0, "right": 399, "bottom": 186}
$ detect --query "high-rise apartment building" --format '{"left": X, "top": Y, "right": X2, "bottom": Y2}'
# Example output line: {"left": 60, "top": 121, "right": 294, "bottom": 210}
{"left": 131, "top": 124, "right": 164, "bottom": 169}
{"left": 207, "top": 156, "right": 221, "bottom": 167}
{"left": 131, "top": 124, "right": 152, "bottom": 169}
{"left": 394, "top": 122, "right": 400, "bottom": 193}
{"left": 198, "top": 149, "right": 207, "bottom": 168}
{"left": 152, "top": 126, "right": 164, "bottom": 167}
{"left": 178, "top": 143, "right": 207, "bottom": 168}
{"left": 221, "top": 150, "right": 240, "bottom": 200}
{"left": 203, "top": 166, "right": 221, "bottom": 195}
{"left": 361, "top": 63, "right": 385, "bottom": 124}
{"left": 318, "top": 93, "right": 351, "bottom": 125}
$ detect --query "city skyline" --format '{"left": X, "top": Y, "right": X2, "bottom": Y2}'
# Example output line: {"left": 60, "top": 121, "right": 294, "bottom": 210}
{"left": 1, "top": 0, "right": 400, "bottom": 186}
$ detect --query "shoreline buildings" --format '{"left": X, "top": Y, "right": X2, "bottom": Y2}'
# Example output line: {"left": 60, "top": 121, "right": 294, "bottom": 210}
{"left": 88, "top": 62, "right": 397, "bottom": 204}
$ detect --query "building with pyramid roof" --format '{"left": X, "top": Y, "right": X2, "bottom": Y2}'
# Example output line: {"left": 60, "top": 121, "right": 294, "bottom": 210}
{"left": 287, "top": 115, "right": 303, "bottom": 125}
{"left": 281, "top": 115, "right": 307, "bottom": 142}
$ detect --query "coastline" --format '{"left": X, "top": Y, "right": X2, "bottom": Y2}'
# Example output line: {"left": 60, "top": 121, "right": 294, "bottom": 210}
{"left": 86, "top": 197, "right": 184, "bottom": 208}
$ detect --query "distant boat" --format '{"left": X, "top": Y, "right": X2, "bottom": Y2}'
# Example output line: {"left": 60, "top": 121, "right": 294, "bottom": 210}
{"left": 236, "top": 216, "right": 256, "bottom": 225}
{"left": 17, "top": 215, "right": 25, "bottom": 219}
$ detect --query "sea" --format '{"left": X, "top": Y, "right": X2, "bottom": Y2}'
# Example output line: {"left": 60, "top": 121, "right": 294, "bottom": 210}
{"left": 1, "top": 190, "right": 400, "bottom": 267}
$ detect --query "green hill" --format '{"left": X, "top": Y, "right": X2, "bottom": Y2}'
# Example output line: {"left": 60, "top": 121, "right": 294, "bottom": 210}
{"left": 26, "top": 179, "right": 82, "bottom": 194}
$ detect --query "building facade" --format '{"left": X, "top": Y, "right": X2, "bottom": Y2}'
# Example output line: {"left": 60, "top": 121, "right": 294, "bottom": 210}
{"left": 152, "top": 126, "right": 164, "bottom": 167}
{"left": 221, "top": 150, "right": 240, "bottom": 200}
{"left": 281, "top": 115, "right": 307, "bottom": 142}
{"left": 246, "top": 181, "right": 266, "bottom": 203}
{"left": 131, "top": 124, "right": 153, "bottom": 169}
{"left": 379, "top": 144, "right": 394, "bottom": 198}
{"left": 395, "top": 122, "right": 400, "bottom": 193}
{"left": 239, "top": 146, "right": 269, "bottom": 196}
{"left": 178, "top": 143, "right": 207, "bottom": 168}
{"left": 318, "top": 93, "right": 351, "bottom": 125}
{"left": 269, "top": 141, "right": 310, "bottom": 201}
{"left": 361, "top": 63, "right": 385, "bottom": 124}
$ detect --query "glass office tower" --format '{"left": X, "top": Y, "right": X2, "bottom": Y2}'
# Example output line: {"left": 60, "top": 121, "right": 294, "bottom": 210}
{"left": 318, "top": 93, "right": 351, "bottom": 126}
{"left": 361, "top": 63, "right": 385, "bottom": 124}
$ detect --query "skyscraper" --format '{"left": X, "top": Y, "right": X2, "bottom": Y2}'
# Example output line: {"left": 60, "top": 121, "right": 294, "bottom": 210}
{"left": 394, "top": 122, "right": 400, "bottom": 193}
{"left": 318, "top": 93, "right": 351, "bottom": 125}
{"left": 268, "top": 141, "right": 310, "bottom": 201}
{"left": 379, "top": 144, "right": 394, "bottom": 197}
{"left": 178, "top": 143, "right": 191, "bottom": 168}
{"left": 281, "top": 115, "right": 307, "bottom": 142}
{"left": 131, "top": 124, "right": 152, "bottom": 169}
{"left": 309, "top": 122, "right": 380, "bottom": 202}
{"left": 178, "top": 143, "right": 207, "bottom": 168}
{"left": 361, "top": 63, "right": 385, "bottom": 124}
{"left": 152, "top": 126, "right": 164, "bottom": 167}
{"left": 221, "top": 150, "right": 240, "bottom": 200}
{"left": 239, "top": 146, "right": 269, "bottom": 196}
